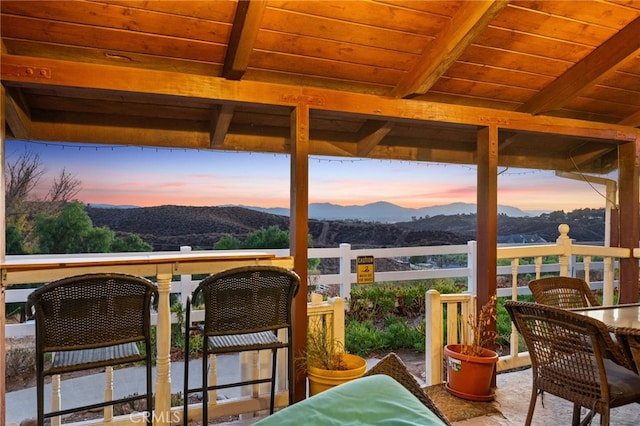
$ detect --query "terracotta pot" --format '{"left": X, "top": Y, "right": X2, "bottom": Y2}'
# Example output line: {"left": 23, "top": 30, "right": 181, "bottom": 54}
{"left": 444, "top": 343, "right": 498, "bottom": 402}
{"left": 307, "top": 353, "right": 367, "bottom": 396}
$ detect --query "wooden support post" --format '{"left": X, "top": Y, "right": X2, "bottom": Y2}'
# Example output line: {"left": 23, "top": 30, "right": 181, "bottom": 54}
{"left": 476, "top": 125, "right": 498, "bottom": 388}
{"left": 476, "top": 125, "right": 498, "bottom": 315}
{"left": 0, "top": 83, "right": 7, "bottom": 424}
{"left": 290, "top": 102, "right": 310, "bottom": 401}
{"left": 617, "top": 139, "right": 640, "bottom": 303}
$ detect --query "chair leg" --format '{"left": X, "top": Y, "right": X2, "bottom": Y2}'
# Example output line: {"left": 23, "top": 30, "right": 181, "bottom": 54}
{"left": 146, "top": 357, "right": 153, "bottom": 425}
{"left": 524, "top": 387, "right": 538, "bottom": 426}
{"left": 202, "top": 346, "right": 209, "bottom": 425}
{"left": 270, "top": 349, "right": 277, "bottom": 414}
{"left": 37, "top": 357, "right": 45, "bottom": 426}
{"left": 183, "top": 304, "right": 192, "bottom": 426}
{"left": 287, "top": 345, "right": 294, "bottom": 407}
{"left": 572, "top": 403, "right": 581, "bottom": 425}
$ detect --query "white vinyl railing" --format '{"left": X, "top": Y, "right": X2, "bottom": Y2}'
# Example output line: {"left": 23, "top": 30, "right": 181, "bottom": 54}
{"left": 3, "top": 224, "right": 633, "bottom": 424}
{"left": 423, "top": 224, "right": 631, "bottom": 384}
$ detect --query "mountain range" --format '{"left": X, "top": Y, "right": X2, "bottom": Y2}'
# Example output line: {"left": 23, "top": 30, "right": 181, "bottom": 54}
{"left": 90, "top": 201, "right": 544, "bottom": 223}
{"left": 84, "top": 203, "right": 604, "bottom": 253}
{"left": 238, "top": 202, "right": 543, "bottom": 223}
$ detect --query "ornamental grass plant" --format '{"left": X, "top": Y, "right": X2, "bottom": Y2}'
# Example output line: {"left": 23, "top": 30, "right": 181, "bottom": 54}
{"left": 458, "top": 295, "right": 499, "bottom": 357}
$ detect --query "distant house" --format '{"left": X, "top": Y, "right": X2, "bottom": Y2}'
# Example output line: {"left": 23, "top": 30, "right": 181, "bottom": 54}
{"left": 497, "top": 234, "right": 547, "bottom": 244}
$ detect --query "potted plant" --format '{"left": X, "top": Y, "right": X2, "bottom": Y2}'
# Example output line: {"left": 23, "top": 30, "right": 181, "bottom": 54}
{"left": 444, "top": 295, "right": 500, "bottom": 401}
{"left": 301, "top": 318, "right": 367, "bottom": 396}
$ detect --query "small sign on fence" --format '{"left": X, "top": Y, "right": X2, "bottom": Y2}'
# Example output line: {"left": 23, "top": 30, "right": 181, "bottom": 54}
{"left": 356, "top": 255, "right": 374, "bottom": 284}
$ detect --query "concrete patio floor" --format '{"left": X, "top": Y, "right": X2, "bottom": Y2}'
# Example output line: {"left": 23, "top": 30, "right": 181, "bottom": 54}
{"left": 218, "top": 367, "right": 640, "bottom": 426}
{"left": 452, "top": 367, "right": 640, "bottom": 426}
{"left": 8, "top": 358, "right": 640, "bottom": 425}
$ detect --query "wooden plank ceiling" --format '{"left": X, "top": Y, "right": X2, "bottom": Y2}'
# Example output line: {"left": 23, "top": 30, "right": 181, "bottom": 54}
{"left": 2, "top": 0, "right": 640, "bottom": 174}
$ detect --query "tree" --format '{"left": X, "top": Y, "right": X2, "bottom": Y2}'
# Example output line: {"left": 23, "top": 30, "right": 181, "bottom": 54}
{"left": 243, "top": 225, "right": 290, "bottom": 249}
{"left": 35, "top": 202, "right": 113, "bottom": 253}
{"left": 5, "top": 148, "right": 82, "bottom": 251}
{"left": 216, "top": 226, "right": 318, "bottom": 270}
{"left": 5, "top": 148, "right": 45, "bottom": 227}
{"left": 213, "top": 234, "right": 241, "bottom": 250}
{"left": 112, "top": 233, "right": 152, "bottom": 252}
{"left": 40, "top": 168, "right": 82, "bottom": 217}
{"left": 5, "top": 224, "right": 25, "bottom": 254}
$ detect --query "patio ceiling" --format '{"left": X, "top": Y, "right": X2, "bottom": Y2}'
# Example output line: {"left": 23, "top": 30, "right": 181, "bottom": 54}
{"left": 2, "top": 0, "right": 640, "bottom": 173}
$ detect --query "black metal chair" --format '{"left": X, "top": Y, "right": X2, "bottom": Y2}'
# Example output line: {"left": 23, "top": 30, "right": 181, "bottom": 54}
{"left": 183, "top": 265, "right": 300, "bottom": 425}
{"left": 528, "top": 276, "right": 600, "bottom": 309}
{"left": 27, "top": 272, "right": 157, "bottom": 426}
{"left": 505, "top": 301, "right": 640, "bottom": 426}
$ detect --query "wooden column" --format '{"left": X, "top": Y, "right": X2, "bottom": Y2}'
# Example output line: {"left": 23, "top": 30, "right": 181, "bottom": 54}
{"left": 617, "top": 139, "right": 640, "bottom": 303}
{"left": 290, "top": 102, "right": 309, "bottom": 402}
{"left": 0, "top": 83, "right": 7, "bottom": 426}
{"left": 476, "top": 125, "right": 498, "bottom": 341}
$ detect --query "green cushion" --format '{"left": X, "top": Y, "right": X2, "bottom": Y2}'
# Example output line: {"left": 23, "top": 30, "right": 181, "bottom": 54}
{"left": 254, "top": 374, "right": 448, "bottom": 425}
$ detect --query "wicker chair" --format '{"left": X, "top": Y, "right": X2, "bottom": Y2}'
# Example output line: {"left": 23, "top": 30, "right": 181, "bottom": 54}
{"left": 528, "top": 276, "right": 600, "bottom": 308}
{"left": 505, "top": 301, "right": 640, "bottom": 426}
{"left": 27, "top": 273, "right": 157, "bottom": 426}
{"left": 363, "top": 352, "right": 451, "bottom": 426}
{"left": 183, "top": 265, "right": 300, "bottom": 425}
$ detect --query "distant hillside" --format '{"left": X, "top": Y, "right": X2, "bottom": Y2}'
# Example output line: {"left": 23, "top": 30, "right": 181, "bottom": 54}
{"left": 241, "top": 201, "right": 537, "bottom": 222}
{"left": 85, "top": 205, "right": 605, "bottom": 252}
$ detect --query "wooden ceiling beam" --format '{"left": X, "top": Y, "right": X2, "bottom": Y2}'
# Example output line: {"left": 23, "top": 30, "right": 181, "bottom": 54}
{"left": 518, "top": 15, "right": 640, "bottom": 115}
{"left": 210, "top": 104, "right": 234, "bottom": 146}
{"left": 2, "top": 54, "right": 639, "bottom": 143}
{"left": 391, "top": 0, "right": 509, "bottom": 98}
{"left": 222, "top": 0, "right": 267, "bottom": 80}
{"left": 619, "top": 109, "right": 640, "bottom": 128}
{"left": 356, "top": 120, "right": 394, "bottom": 157}
{"left": 566, "top": 145, "right": 618, "bottom": 171}
{"left": 4, "top": 87, "right": 31, "bottom": 139}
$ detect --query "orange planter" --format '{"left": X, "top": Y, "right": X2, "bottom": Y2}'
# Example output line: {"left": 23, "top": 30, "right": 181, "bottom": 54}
{"left": 444, "top": 344, "right": 498, "bottom": 402}
{"left": 307, "top": 353, "right": 367, "bottom": 396}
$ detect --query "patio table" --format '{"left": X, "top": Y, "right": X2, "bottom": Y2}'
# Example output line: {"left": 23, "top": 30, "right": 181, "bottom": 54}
{"left": 572, "top": 303, "right": 640, "bottom": 373}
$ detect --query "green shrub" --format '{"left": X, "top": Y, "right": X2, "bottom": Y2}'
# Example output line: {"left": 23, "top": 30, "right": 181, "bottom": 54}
{"left": 381, "top": 316, "right": 424, "bottom": 353}
{"left": 5, "top": 347, "right": 36, "bottom": 378}
{"left": 345, "top": 319, "right": 385, "bottom": 356}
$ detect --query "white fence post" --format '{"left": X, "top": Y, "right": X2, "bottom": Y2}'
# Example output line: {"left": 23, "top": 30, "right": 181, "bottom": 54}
{"left": 467, "top": 241, "right": 477, "bottom": 296}
{"left": 556, "top": 224, "right": 571, "bottom": 276}
{"left": 180, "top": 245, "right": 193, "bottom": 308}
{"left": 603, "top": 256, "right": 615, "bottom": 305}
{"left": 339, "top": 243, "right": 351, "bottom": 298}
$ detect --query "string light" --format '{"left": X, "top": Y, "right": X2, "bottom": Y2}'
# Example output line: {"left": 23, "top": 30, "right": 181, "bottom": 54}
{"left": 17, "top": 140, "right": 545, "bottom": 177}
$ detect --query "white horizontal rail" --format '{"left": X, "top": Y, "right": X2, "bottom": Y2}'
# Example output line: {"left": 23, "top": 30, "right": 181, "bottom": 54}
{"left": 4, "top": 224, "right": 634, "bottom": 424}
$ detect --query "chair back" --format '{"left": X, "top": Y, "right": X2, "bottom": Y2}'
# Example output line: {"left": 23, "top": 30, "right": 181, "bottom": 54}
{"left": 504, "top": 301, "right": 632, "bottom": 406}
{"left": 528, "top": 276, "right": 599, "bottom": 308}
{"left": 194, "top": 265, "right": 300, "bottom": 337}
{"left": 28, "top": 273, "right": 157, "bottom": 352}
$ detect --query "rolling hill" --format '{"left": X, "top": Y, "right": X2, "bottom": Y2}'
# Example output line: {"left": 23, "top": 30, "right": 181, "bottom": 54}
{"left": 85, "top": 205, "right": 605, "bottom": 252}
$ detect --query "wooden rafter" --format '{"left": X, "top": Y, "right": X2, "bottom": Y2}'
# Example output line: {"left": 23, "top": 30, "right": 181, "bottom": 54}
{"left": 210, "top": 104, "right": 235, "bottom": 146}
{"left": 391, "top": 0, "right": 510, "bottom": 98}
{"left": 566, "top": 145, "right": 619, "bottom": 172}
{"left": 619, "top": 109, "right": 640, "bottom": 128}
{"left": 356, "top": 120, "right": 394, "bottom": 157}
{"left": 4, "top": 87, "right": 30, "bottom": 139}
{"left": 2, "top": 54, "right": 638, "bottom": 144}
{"left": 222, "top": 0, "right": 267, "bottom": 80}
{"left": 518, "top": 15, "right": 640, "bottom": 115}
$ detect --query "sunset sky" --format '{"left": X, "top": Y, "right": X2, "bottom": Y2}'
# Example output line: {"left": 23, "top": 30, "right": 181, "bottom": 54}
{"left": 5, "top": 139, "right": 614, "bottom": 214}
